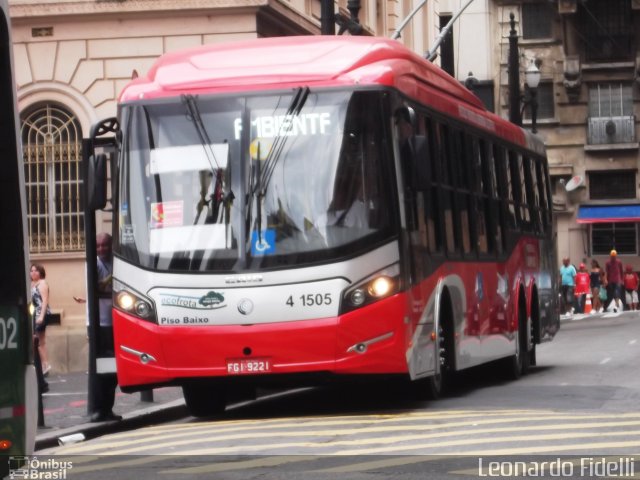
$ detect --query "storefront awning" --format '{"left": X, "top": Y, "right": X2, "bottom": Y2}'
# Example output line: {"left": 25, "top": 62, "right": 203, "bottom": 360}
{"left": 577, "top": 204, "right": 640, "bottom": 224}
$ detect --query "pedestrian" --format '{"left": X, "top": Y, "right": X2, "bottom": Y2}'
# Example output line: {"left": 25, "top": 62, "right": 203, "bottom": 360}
{"left": 559, "top": 257, "right": 576, "bottom": 315}
{"left": 605, "top": 249, "right": 624, "bottom": 312}
{"left": 91, "top": 233, "right": 121, "bottom": 422}
{"left": 623, "top": 265, "right": 639, "bottom": 311}
{"left": 590, "top": 259, "right": 604, "bottom": 313}
{"left": 30, "top": 263, "right": 52, "bottom": 376}
{"left": 574, "top": 263, "right": 590, "bottom": 314}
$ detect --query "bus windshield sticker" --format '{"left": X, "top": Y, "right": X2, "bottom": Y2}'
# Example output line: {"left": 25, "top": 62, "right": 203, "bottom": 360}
{"left": 149, "top": 224, "right": 228, "bottom": 253}
{"left": 121, "top": 225, "right": 135, "bottom": 244}
{"left": 249, "top": 138, "right": 273, "bottom": 160}
{"left": 150, "top": 201, "right": 184, "bottom": 229}
{"left": 251, "top": 229, "right": 276, "bottom": 256}
{"left": 149, "top": 143, "right": 229, "bottom": 174}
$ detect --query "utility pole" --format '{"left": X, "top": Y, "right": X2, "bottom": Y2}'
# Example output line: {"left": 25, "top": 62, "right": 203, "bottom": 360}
{"left": 508, "top": 12, "right": 522, "bottom": 126}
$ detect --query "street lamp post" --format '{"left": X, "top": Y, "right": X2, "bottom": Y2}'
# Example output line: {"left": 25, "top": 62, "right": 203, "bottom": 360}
{"left": 523, "top": 62, "right": 541, "bottom": 133}
{"left": 508, "top": 13, "right": 521, "bottom": 126}
{"left": 507, "top": 12, "right": 541, "bottom": 134}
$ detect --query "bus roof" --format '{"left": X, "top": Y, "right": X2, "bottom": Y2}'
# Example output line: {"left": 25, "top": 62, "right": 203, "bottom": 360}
{"left": 120, "top": 35, "right": 544, "bottom": 154}
{"left": 120, "top": 36, "right": 483, "bottom": 108}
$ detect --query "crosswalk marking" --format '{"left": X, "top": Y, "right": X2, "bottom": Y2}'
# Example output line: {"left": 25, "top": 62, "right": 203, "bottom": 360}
{"left": 55, "top": 409, "right": 562, "bottom": 454}
{"left": 161, "top": 456, "right": 317, "bottom": 475}
{"left": 51, "top": 413, "right": 640, "bottom": 455}
{"left": 68, "top": 420, "right": 640, "bottom": 456}
{"left": 335, "top": 429, "right": 640, "bottom": 456}
{"left": 311, "top": 455, "right": 447, "bottom": 473}
{"left": 52, "top": 410, "right": 640, "bottom": 458}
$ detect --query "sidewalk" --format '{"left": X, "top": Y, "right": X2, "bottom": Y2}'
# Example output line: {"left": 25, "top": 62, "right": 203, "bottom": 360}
{"left": 560, "top": 308, "right": 640, "bottom": 322}
{"left": 36, "top": 371, "right": 187, "bottom": 450}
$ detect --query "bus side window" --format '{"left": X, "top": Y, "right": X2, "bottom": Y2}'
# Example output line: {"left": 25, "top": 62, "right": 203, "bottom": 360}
{"left": 474, "top": 137, "right": 490, "bottom": 255}
{"left": 492, "top": 145, "right": 509, "bottom": 252}
{"left": 439, "top": 123, "right": 458, "bottom": 255}
{"left": 515, "top": 152, "right": 532, "bottom": 230}
{"left": 498, "top": 148, "right": 517, "bottom": 230}
{"left": 454, "top": 129, "right": 473, "bottom": 256}
{"left": 536, "top": 159, "right": 551, "bottom": 233}
{"left": 424, "top": 116, "right": 442, "bottom": 254}
{"left": 525, "top": 155, "right": 542, "bottom": 234}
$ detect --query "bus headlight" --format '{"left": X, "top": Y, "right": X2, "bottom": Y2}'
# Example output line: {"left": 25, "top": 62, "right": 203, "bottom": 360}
{"left": 113, "top": 281, "right": 156, "bottom": 323}
{"left": 116, "top": 292, "right": 135, "bottom": 311}
{"left": 368, "top": 276, "right": 393, "bottom": 297}
{"left": 349, "top": 289, "right": 367, "bottom": 306}
{"left": 341, "top": 264, "right": 400, "bottom": 314}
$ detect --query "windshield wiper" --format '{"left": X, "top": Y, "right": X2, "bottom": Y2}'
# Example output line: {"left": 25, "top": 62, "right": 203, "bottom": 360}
{"left": 247, "top": 86, "right": 310, "bottom": 244}
{"left": 182, "top": 94, "right": 234, "bottom": 225}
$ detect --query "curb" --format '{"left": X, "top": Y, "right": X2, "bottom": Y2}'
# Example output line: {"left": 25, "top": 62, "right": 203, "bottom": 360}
{"left": 35, "top": 399, "right": 188, "bottom": 451}
{"left": 560, "top": 310, "right": 637, "bottom": 322}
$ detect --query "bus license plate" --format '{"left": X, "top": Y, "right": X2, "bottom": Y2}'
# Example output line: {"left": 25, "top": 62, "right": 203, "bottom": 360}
{"left": 226, "top": 358, "right": 272, "bottom": 375}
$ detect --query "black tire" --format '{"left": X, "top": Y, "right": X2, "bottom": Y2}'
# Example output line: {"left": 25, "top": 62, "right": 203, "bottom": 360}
{"left": 182, "top": 383, "right": 226, "bottom": 418}
{"left": 529, "top": 343, "right": 537, "bottom": 367}
{"left": 529, "top": 295, "right": 539, "bottom": 367}
{"left": 413, "top": 372, "right": 442, "bottom": 400}
{"left": 504, "top": 303, "right": 527, "bottom": 380}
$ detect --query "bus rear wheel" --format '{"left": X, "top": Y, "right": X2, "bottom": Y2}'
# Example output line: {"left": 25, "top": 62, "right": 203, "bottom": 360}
{"left": 504, "top": 303, "right": 528, "bottom": 380}
{"left": 182, "top": 383, "right": 226, "bottom": 418}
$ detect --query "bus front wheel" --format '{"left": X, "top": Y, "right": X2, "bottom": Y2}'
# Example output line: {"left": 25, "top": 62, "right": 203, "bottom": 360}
{"left": 183, "top": 383, "right": 226, "bottom": 418}
{"left": 412, "top": 371, "right": 442, "bottom": 400}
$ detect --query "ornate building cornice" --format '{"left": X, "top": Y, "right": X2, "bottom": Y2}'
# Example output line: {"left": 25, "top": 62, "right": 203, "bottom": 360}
{"left": 9, "top": 0, "right": 268, "bottom": 18}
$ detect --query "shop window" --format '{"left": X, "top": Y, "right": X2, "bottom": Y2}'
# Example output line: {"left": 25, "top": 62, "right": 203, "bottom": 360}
{"left": 592, "top": 223, "right": 637, "bottom": 255}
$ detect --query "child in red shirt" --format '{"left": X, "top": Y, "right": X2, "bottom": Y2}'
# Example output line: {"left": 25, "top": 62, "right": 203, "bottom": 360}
{"left": 623, "top": 265, "right": 639, "bottom": 311}
{"left": 574, "top": 263, "right": 591, "bottom": 314}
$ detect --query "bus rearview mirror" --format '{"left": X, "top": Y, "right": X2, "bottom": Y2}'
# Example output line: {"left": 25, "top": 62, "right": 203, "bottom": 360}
{"left": 88, "top": 153, "right": 108, "bottom": 210}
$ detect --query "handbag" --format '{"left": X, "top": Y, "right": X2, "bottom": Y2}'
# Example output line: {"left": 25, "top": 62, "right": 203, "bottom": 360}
{"left": 599, "top": 288, "right": 607, "bottom": 301}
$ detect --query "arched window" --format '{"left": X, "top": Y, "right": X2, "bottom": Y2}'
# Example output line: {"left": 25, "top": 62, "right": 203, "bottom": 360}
{"left": 21, "top": 103, "right": 84, "bottom": 253}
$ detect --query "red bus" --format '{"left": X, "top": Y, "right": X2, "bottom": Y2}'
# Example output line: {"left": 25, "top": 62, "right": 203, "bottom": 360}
{"left": 87, "top": 36, "right": 560, "bottom": 417}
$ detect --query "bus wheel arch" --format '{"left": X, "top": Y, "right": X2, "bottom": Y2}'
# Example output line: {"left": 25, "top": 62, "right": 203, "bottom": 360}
{"left": 438, "top": 287, "right": 456, "bottom": 379}
{"left": 414, "top": 286, "right": 455, "bottom": 400}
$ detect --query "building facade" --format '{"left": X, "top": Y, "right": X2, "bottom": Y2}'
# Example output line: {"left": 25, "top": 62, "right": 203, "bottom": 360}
{"left": 9, "top": 0, "right": 440, "bottom": 372}
{"left": 493, "top": 0, "right": 640, "bottom": 272}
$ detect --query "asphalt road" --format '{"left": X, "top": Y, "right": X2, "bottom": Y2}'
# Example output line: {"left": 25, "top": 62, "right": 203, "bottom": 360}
{"left": 35, "top": 311, "right": 640, "bottom": 479}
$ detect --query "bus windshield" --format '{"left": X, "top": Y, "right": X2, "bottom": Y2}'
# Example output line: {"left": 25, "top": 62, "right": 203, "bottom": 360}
{"left": 117, "top": 90, "right": 396, "bottom": 272}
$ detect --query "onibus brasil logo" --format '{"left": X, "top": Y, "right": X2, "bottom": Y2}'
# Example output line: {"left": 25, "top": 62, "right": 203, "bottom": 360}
{"left": 8, "top": 456, "right": 73, "bottom": 479}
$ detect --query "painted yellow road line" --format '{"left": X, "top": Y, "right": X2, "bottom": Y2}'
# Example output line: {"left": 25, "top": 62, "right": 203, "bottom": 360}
{"left": 53, "top": 413, "right": 640, "bottom": 456}
{"left": 338, "top": 430, "right": 640, "bottom": 455}
{"left": 161, "top": 455, "right": 317, "bottom": 475}
{"left": 312, "top": 455, "right": 448, "bottom": 473}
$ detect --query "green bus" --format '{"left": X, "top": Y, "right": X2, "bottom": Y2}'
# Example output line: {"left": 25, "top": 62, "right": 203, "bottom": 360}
{"left": 0, "top": 0, "right": 38, "bottom": 475}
